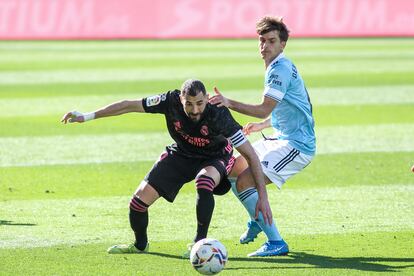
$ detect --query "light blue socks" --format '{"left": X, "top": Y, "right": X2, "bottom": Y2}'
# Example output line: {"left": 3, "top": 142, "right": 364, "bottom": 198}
{"left": 231, "top": 179, "right": 282, "bottom": 241}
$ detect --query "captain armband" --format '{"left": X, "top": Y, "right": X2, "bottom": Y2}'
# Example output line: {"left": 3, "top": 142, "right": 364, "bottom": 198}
{"left": 229, "top": 129, "right": 247, "bottom": 147}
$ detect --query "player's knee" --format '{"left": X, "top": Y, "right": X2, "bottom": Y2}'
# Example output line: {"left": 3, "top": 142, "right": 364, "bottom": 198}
{"left": 195, "top": 175, "right": 215, "bottom": 193}
{"left": 129, "top": 196, "right": 149, "bottom": 213}
{"left": 213, "top": 179, "right": 231, "bottom": 196}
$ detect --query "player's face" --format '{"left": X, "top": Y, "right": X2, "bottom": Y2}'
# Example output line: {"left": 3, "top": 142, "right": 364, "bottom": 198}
{"left": 180, "top": 92, "right": 208, "bottom": 122}
{"left": 259, "top": 30, "right": 286, "bottom": 63}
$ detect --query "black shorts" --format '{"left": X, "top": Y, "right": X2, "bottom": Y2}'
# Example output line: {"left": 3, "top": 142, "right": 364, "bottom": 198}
{"left": 144, "top": 147, "right": 235, "bottom": 202}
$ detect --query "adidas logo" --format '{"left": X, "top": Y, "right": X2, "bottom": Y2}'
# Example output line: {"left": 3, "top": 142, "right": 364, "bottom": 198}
{"left": 261, "top": 161, "right": 269, "bottom": 168}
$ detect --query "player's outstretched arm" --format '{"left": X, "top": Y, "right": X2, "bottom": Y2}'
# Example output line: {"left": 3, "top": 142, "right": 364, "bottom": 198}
{"left": 61, "top": 99, "right": 145, "bottom": 124}
{"left": 236, "top": 141, "right": 273, "bottom": 225}
{"left": 209, "top": 87, "right": 277, "bottom": 119}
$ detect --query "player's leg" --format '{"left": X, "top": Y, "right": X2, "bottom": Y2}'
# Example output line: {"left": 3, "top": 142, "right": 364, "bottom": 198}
{"left": 234, "top": 168, "right": 284, "bottom": 242}
{"left": 241, "top": 140, "right": 313, "bottom": 256}
{"left": 228, "top": 140, "right": 264, "bottom": 244}
{"left": 109, "top": 149, "right": 195, "bottom": 254}
{"left": 229, "top": 155, "right": 248, "bottom": 178}
{"left": 193, "top": 150, "right": 239, "bottom": 243}
{"left": 129, "top": 181, "right": 160, "bottom": 250}
{"left": 108, "top": 180, "right": 159, "bottom": 254}
{"left": 235, "top": 169, "right": 288, "bottom": 257}
{"left": 232, "top": 140, "right": 286, "bottom": 244}
{"left": 182, "top": 161, "right": 228, "bottom": 259}
{"left": 193, "top": 166, "right": 221, "bottom": 242}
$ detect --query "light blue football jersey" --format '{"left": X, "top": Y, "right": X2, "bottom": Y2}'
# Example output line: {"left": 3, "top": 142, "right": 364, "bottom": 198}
{"left": 263, "top": 53, "right": 316, "bottom": 155}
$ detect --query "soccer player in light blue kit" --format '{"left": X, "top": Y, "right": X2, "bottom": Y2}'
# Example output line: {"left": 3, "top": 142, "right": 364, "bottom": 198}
{"left": 210, "top": 16, "right": 316, "bottom": 257}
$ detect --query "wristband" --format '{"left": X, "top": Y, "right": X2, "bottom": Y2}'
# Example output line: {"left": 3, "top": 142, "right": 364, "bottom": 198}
{"left": 83, "top": 112, "right": 95, "bottom": 121}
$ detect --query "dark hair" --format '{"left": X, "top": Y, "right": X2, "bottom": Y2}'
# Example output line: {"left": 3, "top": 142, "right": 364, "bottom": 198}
{"left": 180, "top": 79, "right": 207, "bottom": 96}
{"left": 256, "top": 16, "right": 289, "bottom": 42}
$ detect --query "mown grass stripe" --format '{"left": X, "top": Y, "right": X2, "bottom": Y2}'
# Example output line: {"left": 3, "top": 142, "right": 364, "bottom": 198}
{"left": 0, "top": 51, "right": 258, "bottom": 62}
{"left": 0, "top": 66, "right": 262, "bottom": 85}
{"left": 1, "top": 124, "right": 413, "bottom": 167}
{"left": 315, "top": 123, "right": 414, "bottom": 154}
{"left": 0, "top": 40, "right": 257, "bottom": 51}
{"left": 0, "top": 38, "right": 412, "bottom": 51}
{"left": 1, "top": 151, "right": 412, "bottom": 201}
{"left": 1, "top": 59, "right": 413, "bottom": 85}
{"left": 308, "top": 85, "right": 414, "bottom": 106}
{"left": 0, "top": 85, "right": 412, "bottom": 117}
{"left": 0, "top": 133, "right": 173, "bottom": 167}
{"left": 2, "top": 50, "right": 414, "bottom": 63}
{"left": 1, "top": 72, "right": 413, "bottom": 100}
{"left": 1, "top": 184, "right": 412, "bottom": 248}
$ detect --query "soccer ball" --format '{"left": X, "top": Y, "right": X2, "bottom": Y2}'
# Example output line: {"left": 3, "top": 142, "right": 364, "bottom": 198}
{"left": 190, "top": 238, "right": 228, "bottom": 275}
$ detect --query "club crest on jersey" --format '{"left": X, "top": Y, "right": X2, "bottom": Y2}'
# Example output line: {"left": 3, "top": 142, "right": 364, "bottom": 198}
{"left": 146, "top": 95, "right": 161, "bottom": 106}
{"left": 200, "top": 125, "right": 209, "bottom": 136}
{"left": 174, "top": 121, "right": 182, "bottom": 131}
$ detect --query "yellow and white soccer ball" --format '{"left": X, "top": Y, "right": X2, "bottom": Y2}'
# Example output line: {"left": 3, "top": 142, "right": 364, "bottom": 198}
{"left": 190, "top": 238, "right": 228, "bottom": 275}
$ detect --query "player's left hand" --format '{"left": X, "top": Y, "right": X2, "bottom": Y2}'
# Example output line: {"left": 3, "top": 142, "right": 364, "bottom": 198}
{"left": 255, "top": 195, "right": 273, "bottom": 225}
{"left": 243, "top": 122, "right": 264, "bottom": 135}
{"left": 209, "top": 87, "right": 229, "bottom": 107}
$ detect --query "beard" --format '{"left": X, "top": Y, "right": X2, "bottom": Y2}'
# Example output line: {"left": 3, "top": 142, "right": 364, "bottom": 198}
{"left": 188, "top": 113, "right": 201, "bottom": 122}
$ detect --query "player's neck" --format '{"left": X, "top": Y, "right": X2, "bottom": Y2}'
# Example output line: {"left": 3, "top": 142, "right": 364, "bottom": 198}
{"left": 265, "top": 51, "right": 283, "bottom": 68}
{"left": 264, "top": 58, "right": 274, "bottom": 69}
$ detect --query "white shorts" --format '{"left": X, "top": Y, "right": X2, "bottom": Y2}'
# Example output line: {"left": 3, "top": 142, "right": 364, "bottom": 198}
{"left": 252, "top": 139, "right": 314, "bottom": 189}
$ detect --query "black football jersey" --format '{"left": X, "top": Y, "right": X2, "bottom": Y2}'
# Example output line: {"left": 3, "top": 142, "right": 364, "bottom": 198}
{"left": 142, "top": 90, "right": 247, "bottom": 159}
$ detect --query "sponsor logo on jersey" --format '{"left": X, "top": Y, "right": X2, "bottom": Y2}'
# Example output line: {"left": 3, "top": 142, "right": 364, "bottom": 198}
{"left": 179, "top": 131, "right": 210, "bottom": 147}
{"left": 268, "top": 75, "right": 282, "bottom": 86}
{"left": 146, "top": 95, "right": 161, "bottom": 106}
{"left": 200, "top": 125, "right": 209, "bottom": 136}
{"left": 261, "top": 161, "right": 269, "bottom": 168}
{"left": 173, "top": 120, "right": 210, "bottom": 147}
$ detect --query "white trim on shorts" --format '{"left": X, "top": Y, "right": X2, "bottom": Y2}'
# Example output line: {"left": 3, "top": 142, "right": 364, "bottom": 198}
{"left": 252, "top": 139, "right": 314, "bottom": 189}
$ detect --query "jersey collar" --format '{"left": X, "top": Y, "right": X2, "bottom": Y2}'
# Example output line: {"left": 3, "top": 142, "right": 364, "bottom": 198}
{"left": 268, "top": 52, "right": 285, "bottom": 69}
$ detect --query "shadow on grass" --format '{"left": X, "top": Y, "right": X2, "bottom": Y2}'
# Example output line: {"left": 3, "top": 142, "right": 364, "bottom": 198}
{"left": 0, "top": 220, "right": 37, "bottom": 226}
{"left": 141, "top": 250, "right": 414, "bottom": 273}
{"left": 227, "top": 251, "right": 414, "bottom": 273}
{"left": 146, "top": 252, "right": 184, "bottom": 260}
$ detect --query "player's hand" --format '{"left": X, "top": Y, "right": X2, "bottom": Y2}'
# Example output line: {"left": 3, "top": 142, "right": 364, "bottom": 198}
{"left": 255, "top": 195, "right": 273, "bottom": 225}
{"left": 243, "top": 122, "right": 264, "bottom": 135}
{"left": 209, "top": 87, "right": 230, "bottom": 107}
{"left": 61, "top": 111, "right": 85, "bottom": 124}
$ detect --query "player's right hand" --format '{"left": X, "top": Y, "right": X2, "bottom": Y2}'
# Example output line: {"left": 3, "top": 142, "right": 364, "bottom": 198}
{"left": 243, "top": 122, "right": 263, "bottom": 135}
{"left": 255, "top": 195, "right": 273, "bottom": 225}
{"left": 61, "top": 111, "right": 85, "bottom": 124}
{"left": 209, "top": 87, "right": 229, "bottom": 107}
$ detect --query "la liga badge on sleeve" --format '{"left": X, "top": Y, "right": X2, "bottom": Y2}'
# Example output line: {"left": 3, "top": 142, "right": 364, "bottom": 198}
{"left": 146, "top": 95, "right": 161, "bottom": 106}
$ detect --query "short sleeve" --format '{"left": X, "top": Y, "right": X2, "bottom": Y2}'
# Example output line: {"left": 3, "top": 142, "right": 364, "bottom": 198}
{"left": 142, "top": 92, "right": 169, "bottom": 114}
{"left": 214, "top": 107, "right": 247, "bottom": 147}
{"left": 263, "top": 65, "right": 290, "bottom": 102}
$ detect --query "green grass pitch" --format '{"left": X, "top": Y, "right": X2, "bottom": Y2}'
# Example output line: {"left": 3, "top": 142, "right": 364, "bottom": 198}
{"left": 1, "top": 38, "right": 413, "bottom": 275}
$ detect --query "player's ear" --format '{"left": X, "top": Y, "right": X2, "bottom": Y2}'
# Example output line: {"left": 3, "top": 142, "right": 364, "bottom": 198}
{"left": 179, "top": 94, "right": 186, "bottom": 104}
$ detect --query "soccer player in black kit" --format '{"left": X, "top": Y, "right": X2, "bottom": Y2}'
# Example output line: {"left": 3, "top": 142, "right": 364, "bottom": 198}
{"left": 61, "top": 79, "right": 272, "bottom": 257}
